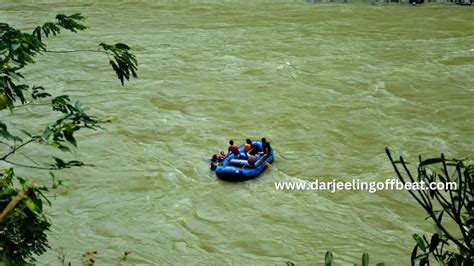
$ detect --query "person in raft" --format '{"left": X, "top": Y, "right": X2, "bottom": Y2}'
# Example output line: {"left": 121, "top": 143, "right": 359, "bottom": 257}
{"left": 210, "top": 154, "right": 218, "bottom": 170}
{"left": 210, "top": 151, "right": 227, "bottom": 170}
{"left": 228, "top": 140, "right": 240, "bottom": 157}
{"left": 218, "top": 151, "right": 226, "bottom": 161}
{"left": 264, "top": 141, "right": 272, "bottom": 156}
{"left": 256, "top": 140, "right": 271, "bottom": 161}
{"left": 246, "top": 138, "right": 264, "bottom": 157}
{"left": 259, "top": 137, "right": 267, "bottom": 155}
{"left": 244, "top": 139, "right": 257, "bottom": 158}
{"left": 244, "top": 155, "right": 257, "bottom": 168}
{"left": 244, "top": 139, "right": 252, "bottom": 153}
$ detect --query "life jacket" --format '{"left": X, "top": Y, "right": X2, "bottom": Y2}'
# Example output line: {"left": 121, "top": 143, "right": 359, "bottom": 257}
{"left": 244, "top": 143, "right": 252, "bottom": 153}
{"left": 228, "top": 145, "right": 240, "bottom": 155}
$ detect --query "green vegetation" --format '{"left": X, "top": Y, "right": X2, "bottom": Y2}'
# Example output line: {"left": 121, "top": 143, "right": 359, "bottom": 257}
{"left": 288, "top": 151, "right": 472, "bottom": 266}
{"left": 322, "top": 251, "right": 382, "bottom": 266}
{"left": 0, "top": 14, "right": 137, "bottom": 265}
{"left": 386, "top": 148, "right": 473, "bottom": 266}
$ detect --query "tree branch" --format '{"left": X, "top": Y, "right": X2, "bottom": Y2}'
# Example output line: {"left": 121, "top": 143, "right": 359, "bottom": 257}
{"left": 45, "top": 49, "right": 105, "bottom": 54}
{"left": 17, "top": 153, "right": 42, "bottom": 166}
{"left": 385, "top": 148, "right": 471, "bottom": 254}
{"left": 2, "top": 159, "right": 57, "bottom": 170}
{"left": 14, "top": 101, "right": 52, "bottom": 108}
{"left": 0, "top": 185, "right": 34, "bottom": 222}
{"left": 0, "top": 141, "right": 13, "bottom": 149}
{"left": 0, "top": 139, "right": 35, "bottom": 160}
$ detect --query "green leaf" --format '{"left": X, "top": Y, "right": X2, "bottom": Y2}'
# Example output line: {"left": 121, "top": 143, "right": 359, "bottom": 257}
{"left": 429, "top": 233, "right": 440, "bottom": 253}
{"left": 69, "top": 13, "right": 85, "bottom": 20}
{"left": 0, "top": 95, "right": 12, "bottom": 111}
{"left": 413, "top": 234, "right": 426, "bottom": 252}
{"left": 325, "top": 251, "right": 333, "bottom": 266}
{"left": 99, "top": 42, "right": 113, "bottom": 50}
{"left": 463, "top": 214, "right": 474, "bottom": 227}
{"left": 11, "top": 83, "right": 28, "bottom": 103}
{"left": 461, "top": 159, "right": 474, "bottom": 167}
{"left": 11, "top": 43, "right": 20, "bottom": 51}
{"left": 0, "top": 122, "right": 22, "bottom": 142}
{"left": 55, "top": 13, "right": 87, "bottom": 33}
{"left": 61, "top": 180, "right": 69, "bottom": 188}
{"left": 42, "top": 126, "right": 53, "bottom": 140}
{"left": 62, "top": 123, "right": 77, "bottom": 147}
{"left": 20, "top": 129, "right": 32, "bottom": 137}
{"left": 32, "top": 86, "right": 51, "bottom": 99}
{"left": 420, "top": 158, "right": 446, "bottom": 167}
{"left": 53, "top": 157, "right": 66, "bottom": 168}
{"left": 42, "top": 22, "right": 60, "bottom": 37}
{"left": 36, "top": 188, "right": 51, "bottom": 207}
{"left": 56, "top": 143, "right": 71, "bottom": 152}
{"left": 29, "top": 192, "right": 43, "bottom": 212}
{"left": 115, "top": 43, "right": 130, "bottom": 50}
{"left": 17, "top": 176, "right": 27, "bottom": 186}
{"left": 50, "top": 157, "right": 84, "bottom": 169}
{"left": 362, "top": 253, "right": 369, "bottom": 266}
{"left": 25, "top": 198, "right": 38, "bottom": 212}
{"left": 51, "top": 95, "right": 71, "bottom": 113}
{"left": 33, "top": 26, "right": 42, "bottom": 40}
{"left": 64, "top": 131, "right": 76, "bottom": 147}
{"left": 436, "top": 210, "right": 444, "bottom": 223}
{"left": 100, "top": 42, "right": 138, "bottom": 85}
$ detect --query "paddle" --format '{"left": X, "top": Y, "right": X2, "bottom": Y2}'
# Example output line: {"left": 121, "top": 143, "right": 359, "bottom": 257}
{"left": 265, "top": 161, "right": 272, "bottom": 168}
{"left": 260, "top": 153, "right": 272, "bottom": 168}
{"left": 243, "top": 160, "right": 271, "bottom": 169}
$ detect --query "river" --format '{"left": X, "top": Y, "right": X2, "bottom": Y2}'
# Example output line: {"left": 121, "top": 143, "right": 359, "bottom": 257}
{"left": 0, "top": 0, "right": 473, "bottom": 264}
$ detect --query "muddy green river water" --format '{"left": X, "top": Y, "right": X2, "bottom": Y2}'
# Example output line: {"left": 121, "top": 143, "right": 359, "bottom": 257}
{"left": 1, "top": 0, "right": 473, "bottom": 264}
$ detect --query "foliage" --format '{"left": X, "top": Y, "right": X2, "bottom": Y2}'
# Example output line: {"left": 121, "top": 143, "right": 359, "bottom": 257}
{"left": 55, "top": 249, "right": 132, "bottom": 266}
{"left": 81, "top": 250, "right": 97, "bottom": 266}
{"left": 100, "top": 43, "right": 138, "bottom": 86}
{"left": 323, "top": 251, "right": 384, "bottom": 266}
{"left": 284, "top": 252, "right": 383, "bottom": 265}
{"left": 386, "top": 148, "right": 473, "bottom": 265}
{"left": 0, "top": 13, "right": 137, "bottom": 265}
{"left": 0, "top": 169, "right": 51, "bottom": 265}
{"left": 288, "top": 150, "right": 472, "bottom": 266}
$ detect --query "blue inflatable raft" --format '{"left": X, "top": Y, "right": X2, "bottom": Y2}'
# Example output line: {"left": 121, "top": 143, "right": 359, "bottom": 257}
{"left": 215, "top": 141, "right": 274, "bottom": 182}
